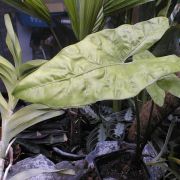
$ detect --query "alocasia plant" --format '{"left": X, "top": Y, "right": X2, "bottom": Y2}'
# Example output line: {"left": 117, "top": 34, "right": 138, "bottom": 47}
{"left": 13, "top": 17, "right": 180, "bottom": 108}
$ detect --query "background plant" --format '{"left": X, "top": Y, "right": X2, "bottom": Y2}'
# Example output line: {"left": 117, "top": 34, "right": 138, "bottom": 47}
{"left": 0, "top": 14, "right": 75, "bottom": 180}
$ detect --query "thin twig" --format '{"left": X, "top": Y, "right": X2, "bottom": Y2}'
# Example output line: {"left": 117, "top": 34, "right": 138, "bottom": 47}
{"left": 3, "top": 147, "right": 13, "bottom": 180}
{"left": 140, "top": 101, "right": 154, "bottom": 153}
{"left": 153, "top": 120, "right": 176, "bottom": 162}
{"left": 50, "top": 27, "right": 62, "bottom": 50}
{"left": 134, "top": 97, "right": 141, "bottom": 160}
{"left": 53, "top": 147, "right": 86, "bottom": 160}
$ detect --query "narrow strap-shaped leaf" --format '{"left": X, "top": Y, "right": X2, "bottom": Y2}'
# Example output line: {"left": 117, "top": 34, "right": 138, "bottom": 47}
{"left": 64, "top": 0, "right": 79, "bottom": 38}
{"left": 2, "top": 0, "right": 51, "bottom": 24}
{"left": 8, "top": 110, "right": 64, "bottom": 141}
{"left": 20, "top": 59, "right": 48, "bottom": 77}
{"left": 0, "top": 92, "right": 8, "bottom": 112}
{"left": 103, "top": 0, "right": 154, "bottom": 15}
{"left": 4, "top": 14, "right": 22, "bottom": 73}
{"left": 79, "top": 0, "right": 103, "bottom": 40}
{"left": 64, "top": 0, "right": 103, "bottom": 40}
{"left": 10, "top": 104, "right": 53, "bottom": 121}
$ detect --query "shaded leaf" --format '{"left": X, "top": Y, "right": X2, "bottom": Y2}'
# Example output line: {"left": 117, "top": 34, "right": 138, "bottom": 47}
{"left": 103, "top": 0, "right": 154, "bottom": 16}
{"left": 157, "top": 0, "right": 172, "bottom": 17}
{"left": 2, "top": 0, "right": 51, "bottom": 24}
{"left": 64, "top": 0, "right": 103, "bottom": 40}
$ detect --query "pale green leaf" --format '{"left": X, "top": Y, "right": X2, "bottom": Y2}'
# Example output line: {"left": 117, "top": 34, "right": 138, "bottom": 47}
{"left": 158, "top": 75, "right": 180, "bottom": 98}
{"left": 13, "top": 55, "right": 180, "bottom": 108}
{"left": 4, "top": 14, "right": 22, "bottom": 71}
{"left": 0, "top": 92, "right": 8, "bottom": 112}
{"left": 20, "top": 60, "right": 48, "bottom": 77}
{"left": 133, "top": 50, "right": 166, "bottom": 106}
{"left": 146, "top": 83, "right": 165, "bottom": 106}
{"left": 133, "top": 50, "right": 155, "bottom": 62}
{"left": 9, "top": 168, "right": 75, "bottom": 180}
{"left": 13, "top": 17, "right": 170, "bottom": 108}
{"left": 5, "top": 105, "right": 64, "bottom": 141}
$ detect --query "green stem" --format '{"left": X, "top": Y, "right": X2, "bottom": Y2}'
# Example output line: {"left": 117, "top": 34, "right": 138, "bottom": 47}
{"left": 113, "top": 100, "right": 119, "bottom": 112}
{"left": 134, "top": 97, "right": 141, "bottom": 160}
{"left": 141, "top": 90, "right": 148, "bottom": 104}
{"left": 50, "top": 27, "right": 62, "bottom": 50}
{"left": 153, "top": 120, "right": 175, "bottom": 162}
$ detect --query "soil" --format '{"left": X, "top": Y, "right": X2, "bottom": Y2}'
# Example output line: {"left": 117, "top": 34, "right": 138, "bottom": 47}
{"left": 95, "top": 151, "right": 149, "bottom": 180}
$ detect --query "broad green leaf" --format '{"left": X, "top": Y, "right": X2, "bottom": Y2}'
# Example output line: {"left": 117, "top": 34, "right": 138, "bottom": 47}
{"left": 2, "top": 0, "right": 51, "bottom": 24}
{"left": 133, "top": 50, "right": 155, "bottom": 61}
{"left": 4, "top": 14, "right": 22, "bottom": 72}
{"left": 133, "top": 51, "right": 166, "bottom": 106}
{"left": 20, "top": 60, "right": 48, "bottom": 77}
{"left": 13, "top": 17, "right": 170, "bottom": 108}
{"left": 158, "top": 74, "right": 180, "bottom": 98}
{"left": 13, "top": 55, "right": 180, "bottom": 108}
{"left": 9, "top": 168, "right": 75, "bottom": 180}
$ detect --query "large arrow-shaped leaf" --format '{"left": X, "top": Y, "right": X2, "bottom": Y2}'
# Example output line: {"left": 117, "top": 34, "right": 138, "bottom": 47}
{"left": 13, "top": 55, "right": 180, "bottom": 108}
{"left": 13, "top": 17, "right": 172, "bottom": 108}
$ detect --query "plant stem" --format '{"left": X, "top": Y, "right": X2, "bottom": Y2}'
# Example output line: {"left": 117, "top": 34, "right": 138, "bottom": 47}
{"left": 140, "top": 101, "right": 154, "bottom": 153}
{"left": 153, "top": 120, "right": 175, "bottom": 162}
{"left": 134, "top": 97, "right": 141, "bottom": 160}
{"left": 50, "top": 27, "right": 62, "bottom": 50}
{"left": 113, "top": 100, "right": 119, "bottom": 112}
{"left": 0, "top": 158, "right": 5, "bottom": 180}
{"left": 141, "top": 90, "right": 148, "bottom": 104}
